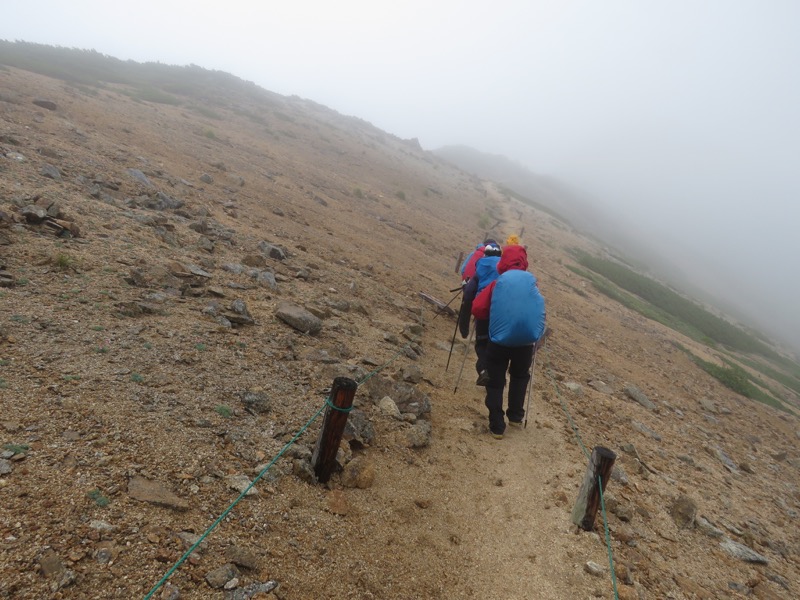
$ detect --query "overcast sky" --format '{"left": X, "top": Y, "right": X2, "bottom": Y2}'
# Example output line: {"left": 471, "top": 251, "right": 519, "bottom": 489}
{"left": 3, "top": 1, "right": 800, "bottom": 351}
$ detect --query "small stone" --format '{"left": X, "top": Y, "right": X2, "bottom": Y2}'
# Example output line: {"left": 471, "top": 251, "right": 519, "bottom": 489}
{"left": 341, "top": 456, "right": 375, "bottom": 489}
{"left": 205, "top": 563, "right": 239, "bottom": 589}
{"left": 33, "top": 98, "right": 58, "bottom": 110}
{"left": 225, "top": 474, "right": 258, "bottom": 496}
{"left": 584, "top": 561, "right": 605, "bottom": 577}
{"left": 720, "top": 538, "right": 769, "bottom": 564}
{"left": 669, "top": 495, "right": 697, "bottom": 529}
{"left": 225, "top": 545, "right": 259, "bottom": 570}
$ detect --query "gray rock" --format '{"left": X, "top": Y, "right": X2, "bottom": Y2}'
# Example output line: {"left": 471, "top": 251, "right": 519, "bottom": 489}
{"left": 669, "top": 495, "right": 697, "bottom": 529}
{"left": 624, "top": 385, "right": 654, "bottom": 410}
{"left": 276, "top": 302, "right": 322, "bottom": 334}
{"left": 407, "top": 420, "right": 432, "bottom": 448}
{"left": 343, "top": 409, "right": 374, "bottom": 447}
{"left": 0, "top": 458, "right": 11, "bottom": 475}
{"left": 706, "top": 445, "right": 738, "bottom": 473}
{"left": 225, "top": 474, "right": 258, "bottom": 496}
{"left": 21, "top": 205, "right": 48, "bottom": 222}
{"left": 378, "top": 396, "right": 402, "bottom": 419}
{"left": 699, "top": 398, "right": 717, "bottom": 413}
{"left": 225, "top": 545, "right": 259, "bottom": 570}
{"left": 241, "top": 391, "right": 271, "bottom": 414}
{"left": 40, "top": 163, "right": 62, "bottom": 180}
{"left": 364, "top": 376, "right": 431, "bottom": 417}
{"left": 127, "top": 168, "right": 153, "bottom": 187}
{"left": 696, "top": 516, "right": 725, "bottom": 538}
{"left": 160, "top": 583, "right": 181, "bottom": 599}
{"left": 222, "top": 263, "right": 245, "bottom": 274}
{"left": 200, "top": 173, "right": 214, "bottom": 184}
{"left": 33, "top": 98, "right": 58, "bottom": 110}
{"left": 631, "top": 419, "right": 662, "bottom": 441}
{"left": 256, "top": 270, "right": 277, "bottom": 289}
{"left": 222, "top": 580, "right": 278, "bottom": 600}
{"left": 402, "top": 365, "right": 423, "bottom": 384}
{"left": 292, "top": 458, "right": 316, "bottom": 483}
{"left": 205, "top": 563, "right": 240, "bottom": 589}
{"left": 720, "top": 538, "right": 769, "bottom": 564}
{"left": 127, "top": 476, "right": 188, "bottom": 510}
{"left": 584, "top": 561, "right": 605, "bottom": 577}
{"left": 588, "top": 379, "right": 614, "bottom": 394}
{"left": 258, "top": 240, "right": 287, "bottom": 260}
{"left": 564, "top": 381, "right": 583, "bottom": 395}
{"left": 227, "top": 299, "right": 254, "bottom": 325}
{"left": 610, "top": 464, "right": 629, "bottom": 486}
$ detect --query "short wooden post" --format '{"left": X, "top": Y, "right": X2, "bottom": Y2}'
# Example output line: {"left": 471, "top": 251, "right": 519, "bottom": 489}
{"left": 454, "top": 251, "right": 464, "bottom": 274}
{"left": 312, "top": 377, "right": 358, "bottom": 483}
{"left": 571, "top": 446, "right": 617, "bottom": 531}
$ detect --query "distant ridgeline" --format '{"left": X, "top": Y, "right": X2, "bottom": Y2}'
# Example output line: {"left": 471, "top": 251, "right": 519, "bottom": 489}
{"left": 0, "top": 39, "right": 271, "bottom": 107}
{"left": 568, "top": 248, "right": 800, "bottom": 414}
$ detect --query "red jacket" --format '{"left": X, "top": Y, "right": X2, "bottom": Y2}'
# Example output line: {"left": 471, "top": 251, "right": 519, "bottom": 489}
{"left": 472, "top": 245, "right": 529, "bottom": 320}
{"left": 462, "top": 248, "right": 485, "bottom": 280}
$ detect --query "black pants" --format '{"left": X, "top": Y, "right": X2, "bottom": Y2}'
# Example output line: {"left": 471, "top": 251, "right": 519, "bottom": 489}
{"left": 474, "top": 319, "right": 489, "bottom": 375}
{"left": 484, "top": 341, "right": 534, "bottom": 434}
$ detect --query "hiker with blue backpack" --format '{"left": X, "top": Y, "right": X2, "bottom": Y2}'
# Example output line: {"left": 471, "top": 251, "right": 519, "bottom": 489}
{"left": 458, "top": 241, "right": 503, "bottom": 385}
{"left": 471, "top": 243, "right": 546, "bottom": 439}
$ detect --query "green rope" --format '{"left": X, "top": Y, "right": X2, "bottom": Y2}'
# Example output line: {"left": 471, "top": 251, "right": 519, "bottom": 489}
{"left": 542, "top": 343, "right": 618, "bottom": 599}
{"left": 598, "top": 475, "right": 620, "bottom": 600}
{"left": 143, "top": 401, "right": 327, "bottom": 599}
{"left": 144, "top": 321, "right": 426, "bottom": 598}
{"left": 325, "top": 397, "right": 354, "bottom": 412}
{"left": 543, "top": 347, "right": 590, "bottom": 460}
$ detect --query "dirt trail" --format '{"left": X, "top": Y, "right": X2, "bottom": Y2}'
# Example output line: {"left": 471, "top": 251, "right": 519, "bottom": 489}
{"left": 412, "top": 315, "right": 612, "bottom": 599}
{"left": 404, "top": 195, "right": 614, "bottom": 599}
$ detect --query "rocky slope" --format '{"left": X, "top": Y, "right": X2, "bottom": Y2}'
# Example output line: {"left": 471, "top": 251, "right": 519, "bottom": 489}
{"left": 1, "top": 62, "right": 799, "bottom": 599}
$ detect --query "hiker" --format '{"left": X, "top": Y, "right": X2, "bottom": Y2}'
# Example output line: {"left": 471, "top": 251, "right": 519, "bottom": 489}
{"left": 455, "top": 237, "right": 498, "bottom": 343}
{"left": 471, "top": 244, "right": 546, "bottom": 439}
{"left": 456, "top": 238, "right": 498, "bottom": 328}
{"left": 459, "top": 241, "right": 502, "bottom": 386}
{"left": 459, "top": 242, "right": 486, "bottom": 284}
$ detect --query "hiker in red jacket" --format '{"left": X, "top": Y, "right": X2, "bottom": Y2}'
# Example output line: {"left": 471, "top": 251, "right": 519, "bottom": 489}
{"left": 472, "top": 244, "right": 546, "bottom": 439}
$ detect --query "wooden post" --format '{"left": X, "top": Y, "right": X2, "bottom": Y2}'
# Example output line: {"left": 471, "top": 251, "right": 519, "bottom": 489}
{"left": 571, "top": 446, "right": 617, "bottom": 531}
{"left": 454, "top": 251, "right": 464, "bottom": 274}
{"left": 312, "top": 377, "right": 358, "bottom": 483}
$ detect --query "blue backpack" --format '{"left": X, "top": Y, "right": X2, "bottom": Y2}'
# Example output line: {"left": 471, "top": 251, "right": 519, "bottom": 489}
{"left": 488, "top": 270, "right": 546, "bottom": 346}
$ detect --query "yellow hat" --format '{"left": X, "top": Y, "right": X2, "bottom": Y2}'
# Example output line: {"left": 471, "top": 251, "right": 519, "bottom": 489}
{"left": 505, "top": 234, "right": 520, "bottom": 246}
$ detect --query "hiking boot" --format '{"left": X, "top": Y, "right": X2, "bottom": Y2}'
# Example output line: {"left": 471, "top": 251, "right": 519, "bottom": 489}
{"left": 508, "top": 420, "right": 523, "bottom": 428}
{"left": 476, "top": 370, "right": 490, "bottom": 386}
{"left": 490, "top": 431, "right": 504, "bottom": 440}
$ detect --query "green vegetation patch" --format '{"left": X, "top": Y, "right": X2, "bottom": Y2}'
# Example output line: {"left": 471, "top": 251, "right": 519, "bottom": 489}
{"left": 676, "top": 345, "right": 794, "bottom": 414}
{"left": 87, "top": 489, "right": 110, "bottom": 507}
{"left": 570, "top": 249, "right": 783, "bottom": 360}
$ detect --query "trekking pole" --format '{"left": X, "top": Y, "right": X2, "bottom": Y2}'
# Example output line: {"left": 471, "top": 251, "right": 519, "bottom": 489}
{"left": 523, "top": 348, "right": 537, "bottom": 428}
{"left": 523, "top": 330, "right": 551, "bottom": 428}
{"left": 453, "top": 323, "right": 475, "bottom": 394}
{"left": 432, "top": 287, "right": 463, "bottom": 321}
{"left": 444, "top": 308, "right": 461, "bottom": 373}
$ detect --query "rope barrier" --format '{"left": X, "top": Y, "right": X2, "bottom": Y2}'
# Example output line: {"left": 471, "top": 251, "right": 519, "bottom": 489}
{"left": 599, "top": 475, "right": 620, "bottom": 600}
{"left": 143, "top": 325, "right": 424, "bottom": 599}
{"left": 541, "top": 342, "right": 619, "bottom": 600}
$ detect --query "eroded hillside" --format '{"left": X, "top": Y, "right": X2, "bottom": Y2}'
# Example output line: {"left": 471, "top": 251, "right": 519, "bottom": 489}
{"left": 1, "top": 61, "right": 799, "bottom": 600}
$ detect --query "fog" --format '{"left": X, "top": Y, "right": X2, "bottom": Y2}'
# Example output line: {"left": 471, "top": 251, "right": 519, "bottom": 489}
{"left": 3, "top": 1, "right": 800, "bottom": 352}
